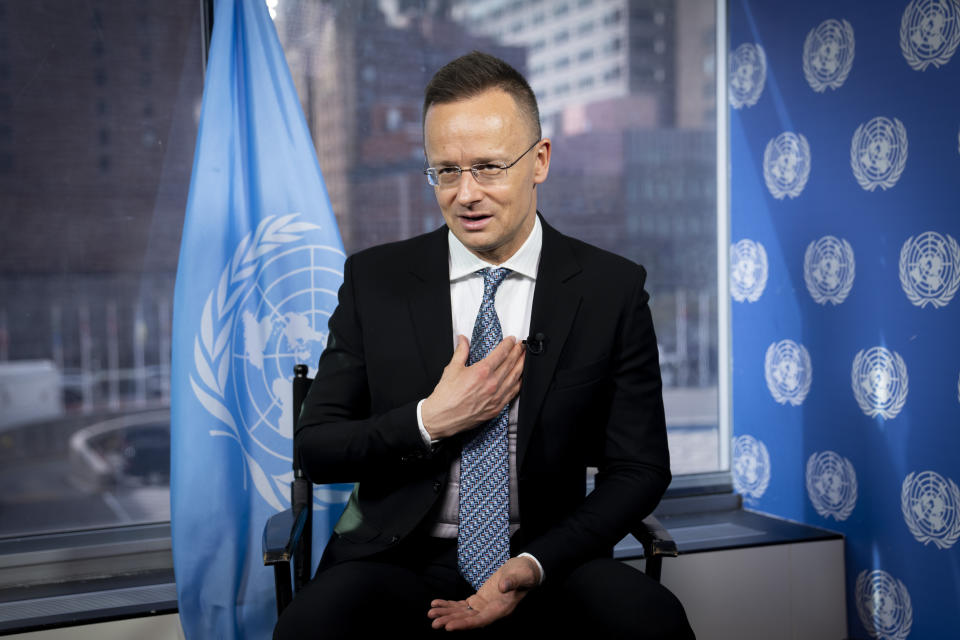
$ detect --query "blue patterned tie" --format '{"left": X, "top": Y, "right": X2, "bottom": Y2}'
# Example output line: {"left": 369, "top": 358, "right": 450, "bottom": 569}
{"left": 458, "top": 267, "right": 512, "bottom": 590}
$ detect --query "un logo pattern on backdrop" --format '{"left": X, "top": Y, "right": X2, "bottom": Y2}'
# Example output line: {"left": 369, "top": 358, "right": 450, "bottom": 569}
{"left": 733, "top": 6, "right": 960, "bottom": 636}
{"left": 901, "top": 470, "right": 960, "bottom": 549}
{"left": 900, "top": 0, "right": 960, "bottom": 70}
{"left": 806, "top": 451, "right": 858, "bottom": 521}
{"left": 899, "top": 231, "right": 960, "bottom": 308}
{"left": 764, "top": 132, "right": 811, "bottom": 199}
{"left": 804, "top": 236, "right": 855, "bottom": 305}
{"left": 729, "top": 43, "right": 767, "bottom": 108}
{"left": 765, "top": 339, "right": 812, "bottom": 405}
{"left": 856, "top": 570, "right": 913, "bottom": 640}
{"left": 851, "top": 117, "right": 908, "bottom": 191}
{"left": 732, "top": 435, "right": 770, "bottom": 499}
{"left": 851, "top": 346, "right": 909, "bottom": 420}
{"left": 730, "top": 239, "right": 768, "bottom": 302}
{"left": 803, "top": 19, "right": 855, "bottom": 92}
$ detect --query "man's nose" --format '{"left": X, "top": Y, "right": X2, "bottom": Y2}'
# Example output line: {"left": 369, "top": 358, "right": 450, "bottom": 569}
{"left": 456, "top": 169, "right": 482, "bottom": 205}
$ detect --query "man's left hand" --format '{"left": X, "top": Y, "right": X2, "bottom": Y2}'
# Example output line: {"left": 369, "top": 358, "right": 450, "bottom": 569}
{"left": 427, "top": 556, "right": 541, "bottom": 631}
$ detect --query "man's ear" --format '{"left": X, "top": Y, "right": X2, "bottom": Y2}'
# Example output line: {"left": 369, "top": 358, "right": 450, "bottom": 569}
{"left": 533, "top": 138, "right": 551, "bottom": 185}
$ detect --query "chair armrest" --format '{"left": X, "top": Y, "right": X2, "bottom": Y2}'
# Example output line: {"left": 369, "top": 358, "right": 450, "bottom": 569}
{"left": 631, "top": 515, "right": 678, "bottom": 559}
{"left": 262, "top": 507, "right": 308, "bottom": 565}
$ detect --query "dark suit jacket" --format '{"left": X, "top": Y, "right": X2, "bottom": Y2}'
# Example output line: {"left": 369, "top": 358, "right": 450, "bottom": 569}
{"left": 296, "top": 215, "right": 670, "bottom": 581}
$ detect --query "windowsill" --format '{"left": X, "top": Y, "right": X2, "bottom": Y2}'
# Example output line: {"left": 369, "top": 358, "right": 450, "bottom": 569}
{"left": 0, "top": 524, "right": 175, "bottom": 634}
{"left": 614, "top": 492, "right": 843, "bottom": 559}
{"left": 0, "top": 571, "right": 177, "bottom": 635}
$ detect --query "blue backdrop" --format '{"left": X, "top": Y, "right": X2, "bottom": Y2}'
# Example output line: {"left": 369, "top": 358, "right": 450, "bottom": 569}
{"left": 728, "top": 1, "right": 960, "bottom": 638}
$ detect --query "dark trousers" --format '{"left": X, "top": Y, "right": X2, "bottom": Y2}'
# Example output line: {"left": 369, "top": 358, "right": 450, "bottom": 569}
{"left": 274, "top": 534, "right": 695, "bottom": 639}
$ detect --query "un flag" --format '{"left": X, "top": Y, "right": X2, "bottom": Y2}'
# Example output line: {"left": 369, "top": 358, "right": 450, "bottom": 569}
{"left": 170, "top": 0, "right": 348, "bottom": 636}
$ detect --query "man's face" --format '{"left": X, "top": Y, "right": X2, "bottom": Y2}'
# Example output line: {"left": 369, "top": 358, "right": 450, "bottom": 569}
{"left": 424, "top": 89, "right": 550, "bottom": 264}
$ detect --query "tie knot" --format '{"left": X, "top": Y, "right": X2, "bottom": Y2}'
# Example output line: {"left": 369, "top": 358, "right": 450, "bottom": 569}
{"left": 480, "top": 267, "right": 511, "bottom": 296}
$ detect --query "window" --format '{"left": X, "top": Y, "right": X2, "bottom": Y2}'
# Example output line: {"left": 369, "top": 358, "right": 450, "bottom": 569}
{"left": 1, "top": 2, "right": 725, "bottom": 569}
{"left": 603, "top": 9, "right": 623, "bottom": 25}
{"left": 603, "top": 37, "right": 622, "bottom": 54}
{"left": 632, "top": 36, "right": 655, "bottom": 53}
{"left": 273, "top": 2, "right": 724, "bottom": 480}
{"left": 0, "top": 0, "right": 203, "bottom": 542}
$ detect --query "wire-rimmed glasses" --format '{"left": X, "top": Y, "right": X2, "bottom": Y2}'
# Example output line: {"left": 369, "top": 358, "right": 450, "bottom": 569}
{"left": 423, "top": 139, "right": 541, "bottom": 187}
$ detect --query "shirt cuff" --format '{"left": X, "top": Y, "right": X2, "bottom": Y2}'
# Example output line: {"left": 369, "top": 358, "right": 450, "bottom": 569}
{"left": 416, "top": 399, "right": 433, "bottom": 447}
{"left": 516, "top": 552, "right": 545, "bottom": 585}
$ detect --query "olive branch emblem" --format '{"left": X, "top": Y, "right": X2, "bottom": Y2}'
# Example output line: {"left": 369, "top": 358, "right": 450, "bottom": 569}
{"left": 900, "top": 471, "right": 960, "bottom": 550}
{"left": 189, "top": 213, "right": 320, "bottom": 511}
{"left": 898, "top": 232, "right": 960, "bottom": 309}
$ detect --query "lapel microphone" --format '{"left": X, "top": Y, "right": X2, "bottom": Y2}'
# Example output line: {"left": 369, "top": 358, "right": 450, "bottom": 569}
{"left": 523, "top": 332, "right": 547, "bottom": 355}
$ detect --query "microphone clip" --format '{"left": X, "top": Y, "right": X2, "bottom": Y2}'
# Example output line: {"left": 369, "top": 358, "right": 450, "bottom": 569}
{"left": 523, "top": 332, "right": 547, "bottom": 355}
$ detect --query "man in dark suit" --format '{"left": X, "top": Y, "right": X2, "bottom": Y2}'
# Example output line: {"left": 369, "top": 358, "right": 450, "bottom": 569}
{"left": 274, "top": 51, "right": 694, "bottom": 638}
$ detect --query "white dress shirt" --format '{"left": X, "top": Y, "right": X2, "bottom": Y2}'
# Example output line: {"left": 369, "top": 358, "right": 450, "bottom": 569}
{"left": 416, "top": 215, "right": 544, "bottom": 581}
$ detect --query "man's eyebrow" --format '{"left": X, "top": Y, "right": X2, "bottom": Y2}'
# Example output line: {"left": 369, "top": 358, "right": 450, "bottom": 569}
{"left": 471, "top": 155, "right": 504, "bottom": 165}
{"left": 430, "top": 155, "right": 503, "bottom": 167}
{"left": 466, "top": 152, "right": 512, "bottom": 166}
{"left": 426, "top": 144, "right": 513, "bottom": 166}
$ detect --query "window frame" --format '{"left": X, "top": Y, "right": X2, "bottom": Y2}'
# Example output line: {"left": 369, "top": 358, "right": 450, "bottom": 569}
{"left": 665, "top": 0, "right": 730, "bottom": 496}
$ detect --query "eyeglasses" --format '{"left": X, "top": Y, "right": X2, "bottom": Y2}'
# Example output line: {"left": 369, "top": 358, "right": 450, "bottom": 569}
{"left": 423, "top": 139, "right": 541, "bottom": 187}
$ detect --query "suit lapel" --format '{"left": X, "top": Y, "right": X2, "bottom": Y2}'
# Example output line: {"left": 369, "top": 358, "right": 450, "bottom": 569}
{"left": 407, "top": 227, "right": 453, "bottom": 388}
{"left": 518, "top": 218, "right": 582, "bottom": 468}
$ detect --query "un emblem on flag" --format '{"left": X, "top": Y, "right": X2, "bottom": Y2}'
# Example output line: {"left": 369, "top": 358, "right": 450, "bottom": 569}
{"left": 804, "top": 235, "right": 855, "bottom": 305}
{"left": 763, "top": 132, "right": 811, "bottom": 200}
{"left": 729, "top": 43, "right": 767, "bottom": 108}
{"left": 806, "top": 451, "right": 857, "bottom": 521}
{"left": 901, "top": 470, "right": 960, "bottom": 550}
{"left": 851, "top": 347, "right": 908, "bottom": 420}
{"left": 765, "top": 339, "right": 812, "bottom": 406}
{"left": 855, "top": 570, "right": 913, "bottom": 640}
{"left": 730, "top": 239, "right": 768, "bottom": 302}
{"left": 899, "top": 231, "right": 960, "bottom": 308}
{"left": 900, "top": 0, "right": 960, "bottom": 71}
{"left": 850, "top": 117, "right": 908, "bottom": 192}
{"left": 732, "top": 435, "right": 770, "bottom": 500}
{"left": 803, "top": 19, "right": 855, "bottom": 92}
{"left": 189, "top": 214, "right": 346, "bottom": 511}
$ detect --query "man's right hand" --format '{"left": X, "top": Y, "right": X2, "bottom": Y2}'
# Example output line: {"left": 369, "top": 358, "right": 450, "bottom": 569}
{"left": 420, "top": 335, "right": 525, "bottom": 440}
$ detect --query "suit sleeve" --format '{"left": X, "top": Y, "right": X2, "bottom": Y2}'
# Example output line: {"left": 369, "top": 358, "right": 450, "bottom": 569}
{"left": 520, "top": 266, "right": 671, "bottom": 579}
{"left": 294, "top": 255, "right": 431, "bottom": 484}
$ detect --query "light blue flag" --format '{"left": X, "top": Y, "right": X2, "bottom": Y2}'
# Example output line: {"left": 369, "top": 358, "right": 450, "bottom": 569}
{"left": 171, "top": 0, "right": 350, "bottom": 637}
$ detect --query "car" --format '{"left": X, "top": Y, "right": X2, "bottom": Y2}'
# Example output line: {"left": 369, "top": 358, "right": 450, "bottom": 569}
{"left": 69, "top": 409, "right": 170, "bottom": 490}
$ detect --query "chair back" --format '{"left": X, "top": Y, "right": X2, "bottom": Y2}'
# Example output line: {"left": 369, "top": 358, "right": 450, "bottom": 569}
{"left": 291, "top": 363, "right": 313, "bottom": 591}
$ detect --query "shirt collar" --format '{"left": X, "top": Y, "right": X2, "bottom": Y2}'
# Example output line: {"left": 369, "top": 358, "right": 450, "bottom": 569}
{"left": 448, "top": 214, "right": 542, "bottom": 282}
